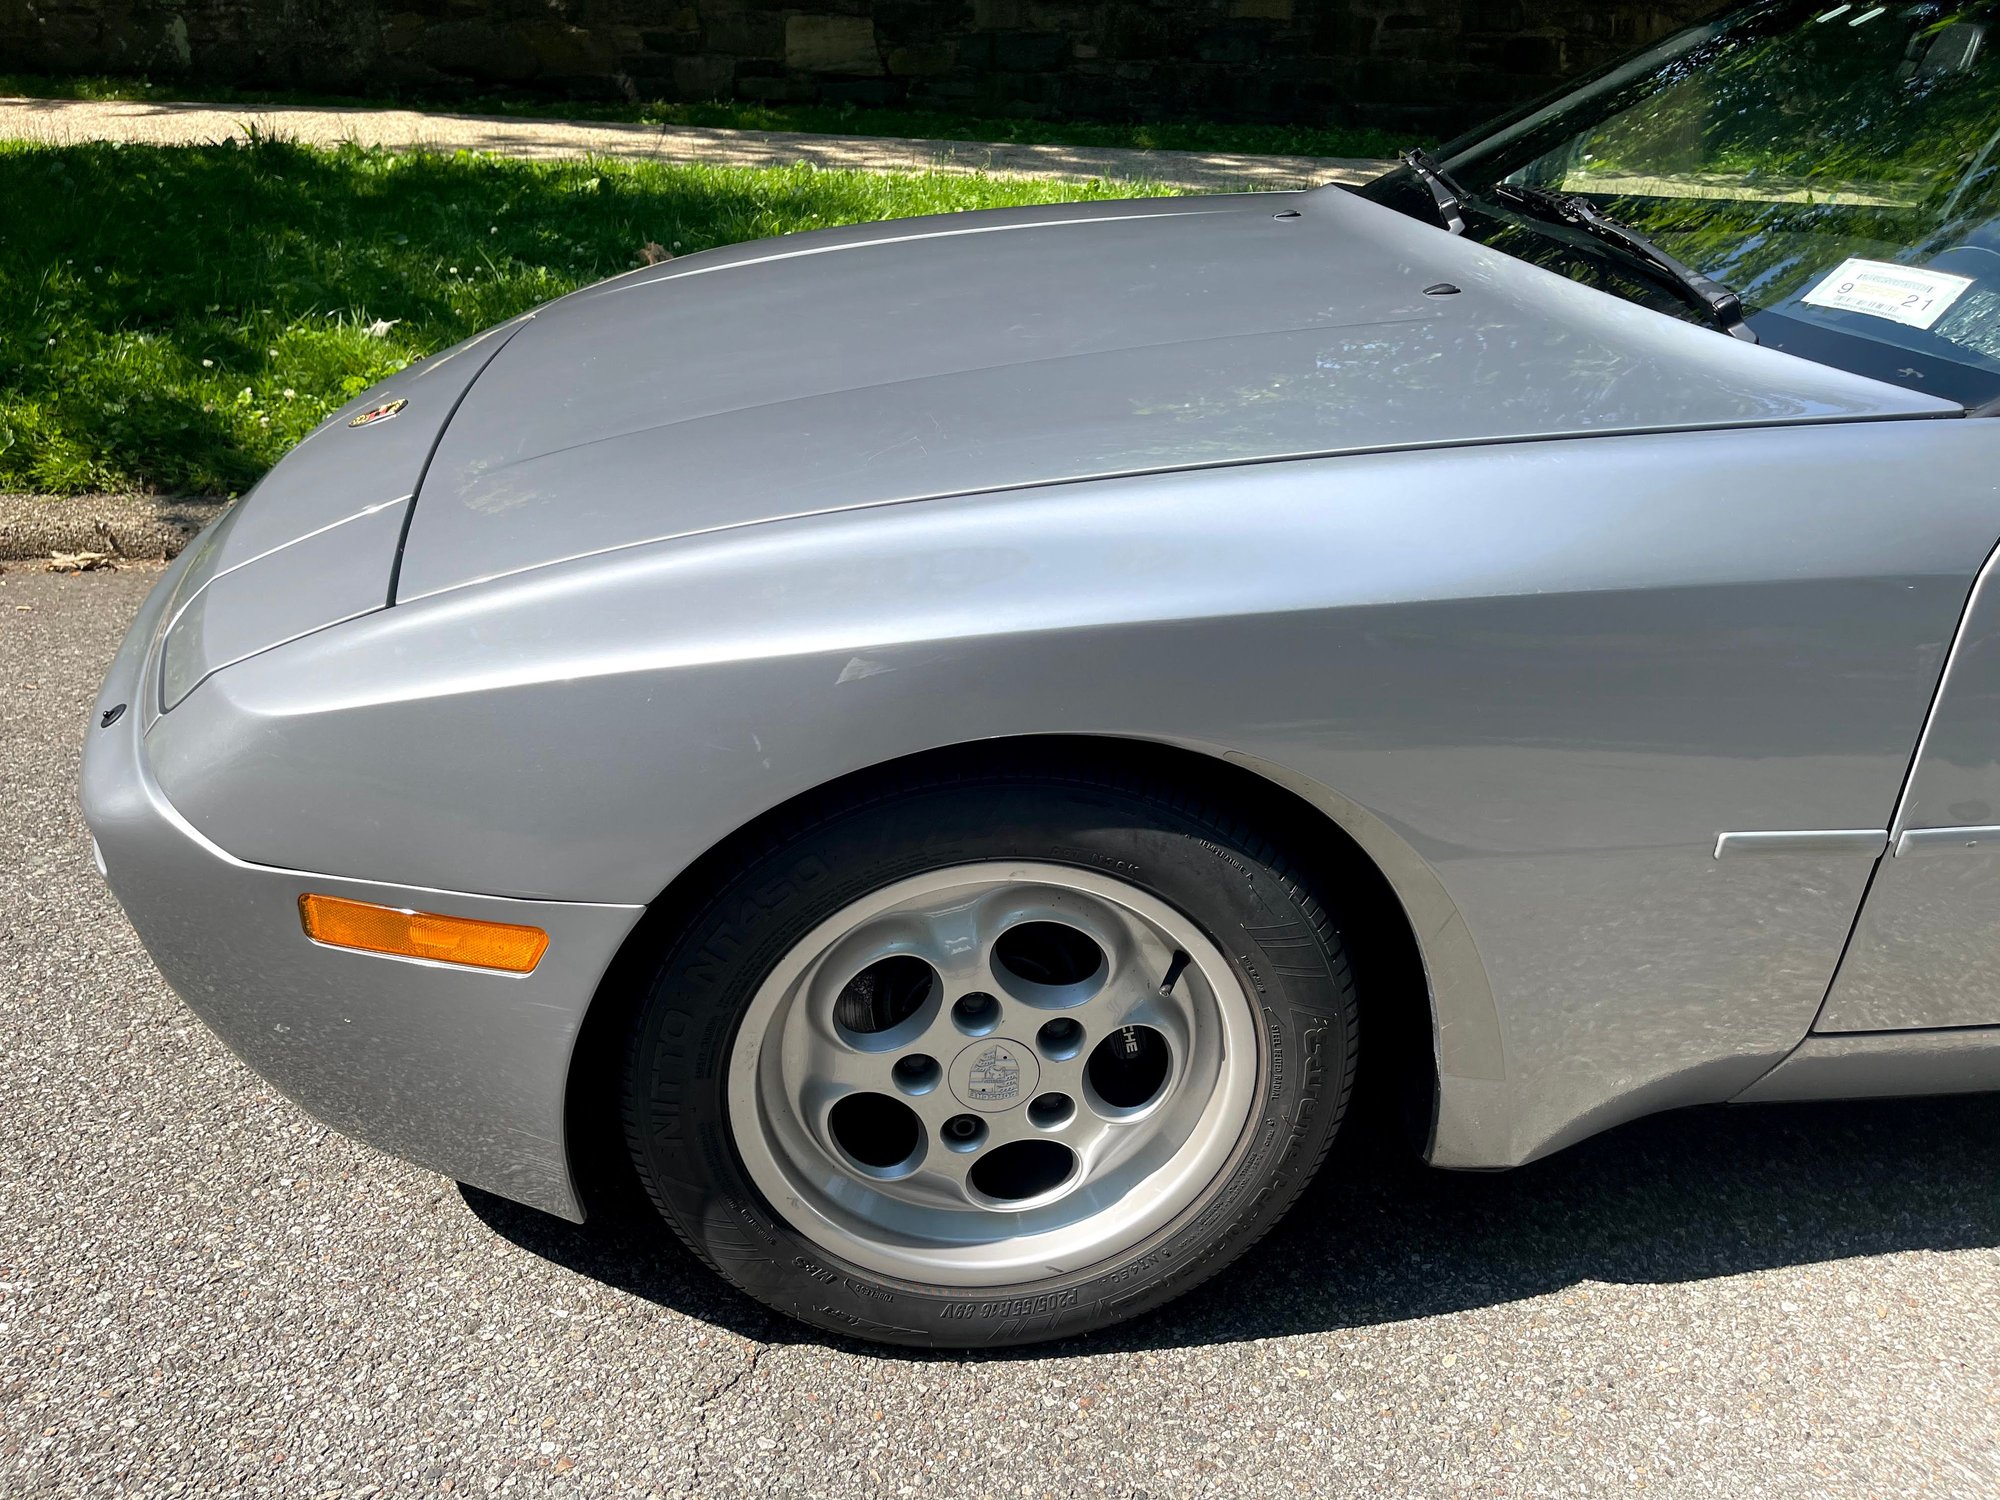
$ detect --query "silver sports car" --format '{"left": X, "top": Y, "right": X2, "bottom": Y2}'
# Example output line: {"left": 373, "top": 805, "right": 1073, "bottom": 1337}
{"left": 84, "top": 0, "right": 2000, "bottom": 1346}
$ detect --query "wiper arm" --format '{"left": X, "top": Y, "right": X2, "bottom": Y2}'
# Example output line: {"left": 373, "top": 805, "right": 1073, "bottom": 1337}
{"left": 1401, "top": 148, "right": 1467, "bottom": 237}
{"left": 1491, "top": 182, "right": 1756, "bottom": 343}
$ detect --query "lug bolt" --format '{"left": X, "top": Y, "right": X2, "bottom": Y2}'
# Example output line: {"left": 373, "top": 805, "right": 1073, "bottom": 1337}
{"left": 952, "top": 992, "right": 1001, "bottom": 1034}
{"left": 1027, "top": 1092, "right": 1075, "bottom": 1129}
{"left": 942, "top": 1113, "right": 987, "bottom": 1152}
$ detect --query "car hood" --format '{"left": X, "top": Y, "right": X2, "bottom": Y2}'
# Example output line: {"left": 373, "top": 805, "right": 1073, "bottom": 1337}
{"left": 395, "top": 187, "right": 1954, "bottom": 600}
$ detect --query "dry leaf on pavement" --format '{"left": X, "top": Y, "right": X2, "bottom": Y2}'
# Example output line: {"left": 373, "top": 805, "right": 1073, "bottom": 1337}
{"left": 47, "top": 551, "right": 117, "bottom": 573}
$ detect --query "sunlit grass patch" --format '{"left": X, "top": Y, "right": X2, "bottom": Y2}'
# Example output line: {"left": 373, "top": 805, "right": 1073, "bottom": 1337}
{"left": 0, "top": 136, "right": 1174, "bottom": 496}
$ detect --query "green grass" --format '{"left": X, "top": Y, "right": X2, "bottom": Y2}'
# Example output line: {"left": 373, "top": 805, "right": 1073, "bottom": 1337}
{"left": 0, "top": 138, "right": 1174, "bottom": 497}
{"left": 0, "top": 73, "right": 1405, "bottom": 162}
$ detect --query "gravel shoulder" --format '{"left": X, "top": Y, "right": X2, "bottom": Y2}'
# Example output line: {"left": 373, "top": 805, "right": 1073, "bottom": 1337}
{"left": 0, "top": 95, "right": 1390, "bottom": 193}
{"left": 4, "top": 566, "right": 1999, "bottom": 1498}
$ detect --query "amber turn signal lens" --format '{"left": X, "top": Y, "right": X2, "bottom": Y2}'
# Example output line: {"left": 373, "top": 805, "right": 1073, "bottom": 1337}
{"left": 297, "top": 893, "right": 548, "bottom": 973}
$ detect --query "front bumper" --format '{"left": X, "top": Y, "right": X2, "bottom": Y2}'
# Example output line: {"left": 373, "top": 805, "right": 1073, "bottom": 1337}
{"left": 80, "top": 555, "right": 644, "bottom": 1221}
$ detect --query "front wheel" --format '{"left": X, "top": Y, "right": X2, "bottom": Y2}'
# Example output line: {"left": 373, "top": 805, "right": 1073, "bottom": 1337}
{"left": 622, "top": 757, "right": 1358, "bottom": 1347}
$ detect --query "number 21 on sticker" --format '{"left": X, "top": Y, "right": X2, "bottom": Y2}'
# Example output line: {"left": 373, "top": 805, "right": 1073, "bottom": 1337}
{"left": 1802, "top": 257, "right": 1973, "bottom": 331}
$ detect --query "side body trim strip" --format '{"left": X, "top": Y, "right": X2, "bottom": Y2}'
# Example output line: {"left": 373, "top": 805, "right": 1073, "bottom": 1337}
{"left": 1893, "top": 823, "right": 2000, "bottom": 855}
{"left": 1712, "top": 829, "right": 1888, "bottom": 859}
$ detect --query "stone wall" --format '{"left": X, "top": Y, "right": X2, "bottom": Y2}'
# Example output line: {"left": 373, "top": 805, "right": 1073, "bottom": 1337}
{"left": 0, "top": 1, "right": 1719, "bottom": 134}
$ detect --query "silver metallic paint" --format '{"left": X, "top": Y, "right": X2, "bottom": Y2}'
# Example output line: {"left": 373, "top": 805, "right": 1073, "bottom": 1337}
{"left": 1817, "top": 847, "right": 2000, "bottom": 1032}
{"left": 160, "top": 499, "right": 409, "bottom": 711}
{"left": 1736, "top": 1026, "right": 2000, "bottom": 1103}
{"left": 80, "top": 187, "right": 2000, "bottom": 1220}
{"left": 134, "top": 418, "right": 2000, "bottom": 1182}
{"left": 85, "top": 549, "right": 640, "bottom": 1219}
{"left": 144, "top": 316, "right": 529, "bottom": 730}
{"left": 1820, "top": 531, "right": 2000, "bottom": 1031}
{"left": 398, "top": 187, "right": 1951, "bottom": 600}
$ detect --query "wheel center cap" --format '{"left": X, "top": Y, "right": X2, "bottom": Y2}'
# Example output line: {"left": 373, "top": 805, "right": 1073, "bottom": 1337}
{"left": 948, "top": 1037, "right": 1039, "bottom": 1112}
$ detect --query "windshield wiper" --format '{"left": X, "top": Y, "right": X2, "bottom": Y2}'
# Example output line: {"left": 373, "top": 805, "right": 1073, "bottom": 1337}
{"left": 1401, "top": 148, "right": 1467, "bottom": 236}
{"left": 1491, "top": 183, "right": 1756, "bottom": 343}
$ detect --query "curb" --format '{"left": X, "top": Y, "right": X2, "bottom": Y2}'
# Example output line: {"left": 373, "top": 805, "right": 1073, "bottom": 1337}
{"left": 0, "top": 493, "right": 228, "bottom": 564}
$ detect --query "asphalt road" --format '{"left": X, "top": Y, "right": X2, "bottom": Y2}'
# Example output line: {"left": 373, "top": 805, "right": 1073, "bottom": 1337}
{"left": 5, "top": 565, "right": 1999, "bottom": 1499}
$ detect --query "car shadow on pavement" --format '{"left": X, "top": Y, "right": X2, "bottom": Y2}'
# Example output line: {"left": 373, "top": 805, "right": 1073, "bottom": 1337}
{"left": 459, "top": 1089, "right": 2000, "bottom": 1359}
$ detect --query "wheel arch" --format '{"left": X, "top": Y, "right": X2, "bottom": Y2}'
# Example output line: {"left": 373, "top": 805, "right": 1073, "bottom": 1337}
{"left": 560, "top": 734, "right": 1505, "bottom": 1220}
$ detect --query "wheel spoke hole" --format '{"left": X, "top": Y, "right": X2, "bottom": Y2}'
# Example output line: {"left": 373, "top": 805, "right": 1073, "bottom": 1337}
{"left": 993, "top": 921, "right": 1105, "bottom": 998}
{"left": 1026, "top": 1092, "right": 1075, "bottom": 1130}
{"left": 941, "top": 1113, "right": 988, "bottom": 1153}
{"left": 827, "top": 1092, "right": 924, "bottom": 1175}
{"left": 951, "top": 991, "right": 1002, "bottom": 1035}
{"left": 891, "top": 1053, "right": 941, "bottom": 1095}
{"left": 968, "top": 1140, "right": 1078, "bottom": 1202}
{"left": 1085, "top": 1025, "right": 1171, "bottom": 1112}
{"left": 1035, "top": 1016, "right": 1085, "bottom": 1060}
{"left": 832, "top": 954, "right": 937, "bottom": 1045}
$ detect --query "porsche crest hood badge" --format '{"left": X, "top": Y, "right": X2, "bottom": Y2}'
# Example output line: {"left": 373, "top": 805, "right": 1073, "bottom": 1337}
{"left": 348, "top": 397, "right": 408, "bottom": 428}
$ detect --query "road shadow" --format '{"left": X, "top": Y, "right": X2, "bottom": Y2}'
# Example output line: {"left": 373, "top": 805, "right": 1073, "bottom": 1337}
{"left": 460, "top": 1088, "right": 2000, "bottom": 1359}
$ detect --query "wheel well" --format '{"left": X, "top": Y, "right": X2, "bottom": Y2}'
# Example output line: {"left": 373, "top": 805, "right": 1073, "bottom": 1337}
{"left": 560, "top": 735, "right": 1437, "bottom": 1222}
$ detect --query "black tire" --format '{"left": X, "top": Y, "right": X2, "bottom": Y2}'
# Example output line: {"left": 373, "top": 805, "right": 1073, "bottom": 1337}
{"left": 621, "top": 752, "right": 1358, "bottom": 1348}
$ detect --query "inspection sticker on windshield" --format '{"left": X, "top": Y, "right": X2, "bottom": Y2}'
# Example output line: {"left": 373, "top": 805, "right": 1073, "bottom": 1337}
{"left": 1802, "top": 257, "right": 1973, "bottom": 330}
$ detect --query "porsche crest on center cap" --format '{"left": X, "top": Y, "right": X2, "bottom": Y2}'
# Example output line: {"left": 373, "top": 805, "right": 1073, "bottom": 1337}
{"left": 348, "top": 397, "right": 408, "bottom": 428}
{"left": 950, "top": 1038, "right": 1038, "bottom": 1112}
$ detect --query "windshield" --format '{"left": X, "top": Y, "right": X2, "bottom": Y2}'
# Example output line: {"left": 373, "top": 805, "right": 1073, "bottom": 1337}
{"left": 1365, "top": 1, "right": 2000, "bottom": 407}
